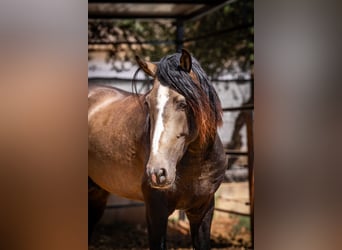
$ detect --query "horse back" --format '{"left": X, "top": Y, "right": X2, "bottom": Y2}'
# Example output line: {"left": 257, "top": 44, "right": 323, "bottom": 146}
{"left": 88, "top": 83, "right": 131, "bottom": 110}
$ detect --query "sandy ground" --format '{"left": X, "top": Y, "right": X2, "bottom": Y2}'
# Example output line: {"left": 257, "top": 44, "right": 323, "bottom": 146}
{"left": 89, "top": 182, "right": 252, "bottom": 250}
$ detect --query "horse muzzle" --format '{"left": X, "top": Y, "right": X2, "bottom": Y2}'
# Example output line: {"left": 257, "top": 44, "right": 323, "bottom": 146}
{"left": 147, "top": 167, "right": 174, "bottom": 189}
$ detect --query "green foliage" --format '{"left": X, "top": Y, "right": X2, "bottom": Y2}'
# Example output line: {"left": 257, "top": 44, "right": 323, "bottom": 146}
{"left": 185, "top": 0, "right": 254, "bottom": 76}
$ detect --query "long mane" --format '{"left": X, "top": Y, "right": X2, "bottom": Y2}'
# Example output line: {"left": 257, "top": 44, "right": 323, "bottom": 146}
{"left": 156, "top": 53, "right": 223, "bottom": 146}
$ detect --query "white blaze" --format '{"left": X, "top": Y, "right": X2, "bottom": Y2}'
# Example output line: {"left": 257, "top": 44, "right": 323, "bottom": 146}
{"left": 152, "top": 84, "right": 170, "bottom": 155}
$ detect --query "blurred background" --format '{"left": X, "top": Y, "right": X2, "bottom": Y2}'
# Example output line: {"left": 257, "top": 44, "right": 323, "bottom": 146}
{"left": 88, "top": 0, "right": 254, "bottom": 249}
{"left": 1, "top": 0, "right": 340, "bottom": 249}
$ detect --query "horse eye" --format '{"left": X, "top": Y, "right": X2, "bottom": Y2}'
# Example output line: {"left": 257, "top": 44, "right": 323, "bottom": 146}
{"left": 177, "top": 101, "right": 187, "bottom": 110}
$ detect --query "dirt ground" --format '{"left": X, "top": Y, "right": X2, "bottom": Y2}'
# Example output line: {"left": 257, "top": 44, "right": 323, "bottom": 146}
{"left": 89, "top": 182, "right": 252, "bottom": 250}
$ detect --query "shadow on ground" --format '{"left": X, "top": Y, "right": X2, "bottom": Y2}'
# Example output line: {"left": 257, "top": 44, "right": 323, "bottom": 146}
{"left": 89, "top": 216, "right": 251, "bottom": 250}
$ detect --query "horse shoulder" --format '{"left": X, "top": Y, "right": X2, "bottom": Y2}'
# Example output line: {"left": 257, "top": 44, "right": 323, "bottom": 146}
{"left": 88, "top": 91, "right": 147, "bottom": 160}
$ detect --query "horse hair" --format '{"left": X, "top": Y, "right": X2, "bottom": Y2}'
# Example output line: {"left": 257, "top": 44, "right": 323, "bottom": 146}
{"left": 133, "top": 52, "right": 223, "bottom": 146}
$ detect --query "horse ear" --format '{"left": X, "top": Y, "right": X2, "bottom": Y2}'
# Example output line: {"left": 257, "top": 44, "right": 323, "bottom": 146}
{"left": 179, "top": 49, "right": 192, "bottom": 73}
{"left": 135, "top": 55, "right": 157, "bottom": 77}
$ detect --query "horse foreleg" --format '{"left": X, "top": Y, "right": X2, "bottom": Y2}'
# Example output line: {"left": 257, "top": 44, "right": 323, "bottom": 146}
{"left": 186, "top": 196, "right": 215, "bottom": 250}
{"left": 88, "top": 177, "right": 109, "bottom": 242}
{"left": 144, "top": 190, "right": 169, "bottom": 250}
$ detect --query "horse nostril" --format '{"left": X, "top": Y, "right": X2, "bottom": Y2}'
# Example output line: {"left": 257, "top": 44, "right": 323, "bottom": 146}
{"left": 157, "top": 168, "right": 166, "bottom": 177}
{"left": 156, "top": 168, "right": 167, "bottom": 184}
{"left": 149, "top": 168, "right": 168, "bottom": 186}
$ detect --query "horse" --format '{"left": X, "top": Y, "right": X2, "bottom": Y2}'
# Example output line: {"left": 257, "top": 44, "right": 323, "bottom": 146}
{"left": 88, "top": 49, "right": 227, "bottom": 250}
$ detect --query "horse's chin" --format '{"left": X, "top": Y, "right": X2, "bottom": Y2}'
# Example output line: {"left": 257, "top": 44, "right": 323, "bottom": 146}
{"left": 149, "top": 183, "right": 174, "bottom": 191}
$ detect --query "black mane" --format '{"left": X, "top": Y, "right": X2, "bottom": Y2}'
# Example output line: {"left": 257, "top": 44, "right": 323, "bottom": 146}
{"left": 157, "top": 53, "right": 222, "bottom": 143}
{"left": 133, "top": 52, "right": 223, "bottom": 145}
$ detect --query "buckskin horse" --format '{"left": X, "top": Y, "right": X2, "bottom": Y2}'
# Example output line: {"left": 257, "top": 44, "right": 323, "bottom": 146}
{"left": 88, "top": 49, "right": 227, "bottom": 249}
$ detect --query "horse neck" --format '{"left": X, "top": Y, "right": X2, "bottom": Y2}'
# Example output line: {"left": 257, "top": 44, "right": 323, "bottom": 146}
{"left": 186, "top": 131, "right": 218, "bottom": 157}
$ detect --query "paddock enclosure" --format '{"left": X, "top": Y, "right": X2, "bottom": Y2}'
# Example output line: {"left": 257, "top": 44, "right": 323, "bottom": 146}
{"left": 88, "top": 0, "right": 254, "bottom": 249}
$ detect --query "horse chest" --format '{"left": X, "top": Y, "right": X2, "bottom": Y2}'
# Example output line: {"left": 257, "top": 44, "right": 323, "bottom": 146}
{"left": 170, "top": 159, "right": 224, "bottom": 209}
{"left": 170, "top": 179, "right": 213, "bottom": 209}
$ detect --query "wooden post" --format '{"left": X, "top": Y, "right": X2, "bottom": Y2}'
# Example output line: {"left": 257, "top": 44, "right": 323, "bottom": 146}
{"left": 175, "top": 19, "right": 184, "bottom": 52}
{"left": 246, "top": 64, "right": 254, "bottom": 247}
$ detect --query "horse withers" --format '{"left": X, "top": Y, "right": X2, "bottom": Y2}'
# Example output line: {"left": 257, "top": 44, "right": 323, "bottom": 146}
{"left": 88, "top": 49, "right": 227, "bottom": 249}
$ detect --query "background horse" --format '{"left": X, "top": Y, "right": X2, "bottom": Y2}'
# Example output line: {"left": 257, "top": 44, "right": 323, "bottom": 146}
{"left": 88, "top": 49, "right": 227, "bottom": 249}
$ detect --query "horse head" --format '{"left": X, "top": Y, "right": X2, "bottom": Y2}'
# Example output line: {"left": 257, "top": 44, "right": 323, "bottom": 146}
{"left": 135, "top": 49, "right": 222, "bottom": 190}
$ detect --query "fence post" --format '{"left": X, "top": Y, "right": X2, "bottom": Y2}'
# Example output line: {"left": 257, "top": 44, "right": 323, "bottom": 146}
{"left": 175, "top": 19, "right": 184, "bottom": 52}
{"left": 246, "top": 66, "right": 254, "bottom": 247}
